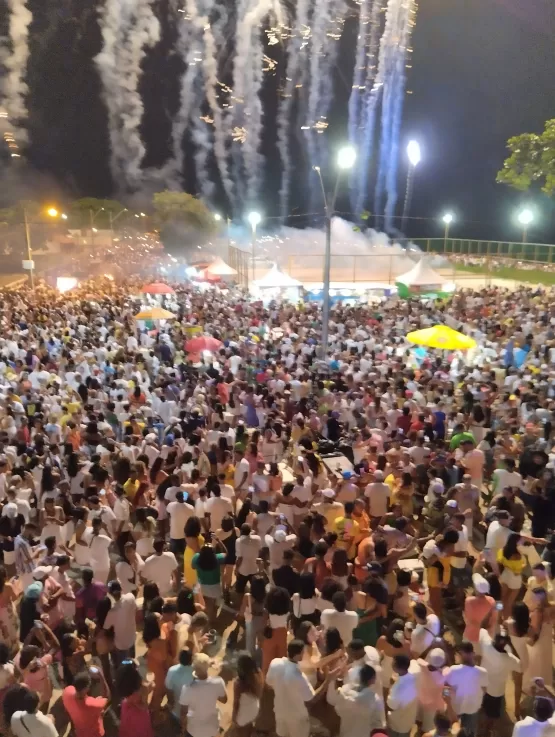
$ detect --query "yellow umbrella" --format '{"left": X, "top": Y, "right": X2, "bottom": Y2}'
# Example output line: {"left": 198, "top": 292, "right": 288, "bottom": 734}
{"left": 406, "top": 325, "right": 476, "bottom": 351}
{"left": 134, "top": 307, "right": 176, "bottom": 320}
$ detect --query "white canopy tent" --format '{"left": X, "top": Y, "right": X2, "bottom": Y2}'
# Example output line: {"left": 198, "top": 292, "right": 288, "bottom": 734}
{"left": 253, "top": 264, "right": 302, "bottom": 301}
{"left": 204, "top": 258, "right": 237, "bottom": 276}
{"left": 396, "top": 258, "right": 445, "bottom": 288}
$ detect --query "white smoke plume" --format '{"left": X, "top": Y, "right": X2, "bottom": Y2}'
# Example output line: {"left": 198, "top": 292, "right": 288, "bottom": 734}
{"left": 95, "top": 0, "right": 160, "bottom": 191}
{"left": 0, "top": 0, "right": 33, "bottom": 142}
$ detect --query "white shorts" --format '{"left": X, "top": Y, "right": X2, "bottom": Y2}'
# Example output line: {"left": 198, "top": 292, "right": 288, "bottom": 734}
{"left": 500, "top": 567, "right": 522, "bottom": 590}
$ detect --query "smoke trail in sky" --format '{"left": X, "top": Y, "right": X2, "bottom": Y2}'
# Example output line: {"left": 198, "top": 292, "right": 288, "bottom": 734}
{"left": 0, "top": 0, "right": 33, "bottom": 142}
{"left": 351, "top": 0, "right": 383, "bottom": 215}
{"left": 95, "top": 0, "right": 160, "bottom": 191}
{"left": 348, "top": 0, "right": 369, "bottom": 150}
{"left": 373, "top": 0, "right": 415, "bottom": 230}
{"left": 231, "top": 0, "right": 284, "bottom": 210}
{"left": 277, "top": 0, "right": 312, "bottom": 221}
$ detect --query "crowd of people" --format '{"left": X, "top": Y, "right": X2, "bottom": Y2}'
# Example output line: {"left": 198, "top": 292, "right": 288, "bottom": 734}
{"left": 0, "top": 276, "right": 554, "bottom": 737}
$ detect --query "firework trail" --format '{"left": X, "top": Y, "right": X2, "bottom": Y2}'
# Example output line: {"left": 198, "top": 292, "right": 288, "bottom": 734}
{"left": 95, "top": 0, "right": 160, "bottom": 190}
{"left": 373, "top": 0, "right": 415, "bottom": 230}
{"left": 348, "top": 0, "right": 369, "bottom": 149}
{"left": 231, "top": 0, "right": 284, "bottom": 210}
{"left": 277, "top": 0, "right": 312, "bottom": 221}
{"left": 0, "top": 0, "right": 32, "bottom": 141}
{"left": 351, "top": 0, "right": 383, "bottom": 215}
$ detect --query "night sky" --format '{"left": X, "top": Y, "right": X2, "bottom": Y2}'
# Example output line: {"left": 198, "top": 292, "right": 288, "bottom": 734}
{"left": 5, "top": 0, "right": 555, "bottom": 242}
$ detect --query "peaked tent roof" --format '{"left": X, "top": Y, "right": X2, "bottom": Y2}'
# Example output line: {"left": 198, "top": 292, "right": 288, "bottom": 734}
{"left": 396, "top": 259, "right": 444, "bottom": 287}
{"left": 255, "top": 264, "right": 302, "bottom": 288}
{"left": 204, "top": 258, "right": 237, "bottom": 276}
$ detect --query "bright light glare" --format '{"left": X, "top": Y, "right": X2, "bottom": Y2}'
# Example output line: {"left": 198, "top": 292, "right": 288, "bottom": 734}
{"left": 56, "top": 277, "right": 78, "bottom": 293}
{"left": 214, "top": 213, "right": 222, "bottom": 222}
{"left": 442, "top": 213, "right": 453, "bottom": 225}
{"left": 140, "top": 212, "right": 146, "bottom": 217}
{"left": 248, "top": 211, "right": 262, "bottom": 228}
{"left": 407, "top": 140, "right": 421, "bottom": 167}
{"left": 61, "top": 213, "right": 68, "bottom": 220}
{"left": 92, "top": 228, "right": 98, "bottom": 233}
{"left": 518, "top": 209, "right": 533, "bottom": 226}
{"left": 337, "top": 146, "right": 356, "bottom": 170}
{"left": 47, "top": 208, "right": 58, "bottom": 217}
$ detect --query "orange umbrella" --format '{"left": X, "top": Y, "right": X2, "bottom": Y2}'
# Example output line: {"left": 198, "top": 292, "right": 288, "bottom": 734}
{"left": 142, "top": 282, "right": 175, "bottom": 295}
{"left": 185, "top": 336, "right": 223, "bottom": 353}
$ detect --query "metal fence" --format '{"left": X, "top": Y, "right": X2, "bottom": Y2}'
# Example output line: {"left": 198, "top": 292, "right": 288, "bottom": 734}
{"left": 410, "top": 238, "right": 555, "bottom": 263}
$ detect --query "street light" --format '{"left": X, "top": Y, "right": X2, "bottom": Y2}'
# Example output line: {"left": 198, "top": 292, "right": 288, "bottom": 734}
{"left": 401, "top": 140, "right": 421, "bottom": 234}
{"left": 61, "top": 213, "right": 68, "bottom": 220}
{"left": 213, "top": 213, "right": 222, "bottom": 222}
{"left": 248, "top": 211, "right": 262, "bottom": 284}
{"left": 442, "top": 213, "right": 454, "bottom": 252}
{"left": 47, "top": 208, "right": 58, "bottom": 218}
{"left": 518, "top": 208, "right": 533, "bottom": 243}
{"left": 108, "top": 208, "right": 127, "bottom": 246}
{"left": 313, "top": 144, "right": 357, "bottom": 357}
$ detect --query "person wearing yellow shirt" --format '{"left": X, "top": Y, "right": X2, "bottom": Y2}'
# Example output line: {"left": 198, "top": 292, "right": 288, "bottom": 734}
{"left": 332, "top": 502, "right": 360, "bottom": 560}
{"left": 123, "top": 468, "right": 140, "bottom": 501}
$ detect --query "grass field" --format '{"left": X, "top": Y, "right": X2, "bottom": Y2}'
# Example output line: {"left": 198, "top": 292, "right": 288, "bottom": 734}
{"left": 455, "top": 263, "right": 555, "bottom": 286}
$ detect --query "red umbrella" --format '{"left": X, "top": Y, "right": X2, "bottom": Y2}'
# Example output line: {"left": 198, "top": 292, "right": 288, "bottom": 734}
{"left": 185, "top": 336, "right": 223, "bottom": 353}
{"left": 142, "top": 282, "right": 175, "bottom": 295}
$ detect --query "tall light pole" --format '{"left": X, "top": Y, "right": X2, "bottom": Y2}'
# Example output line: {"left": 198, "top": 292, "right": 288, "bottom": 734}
{"left": 401, "top": 140, "right": 421, "bottom": 234}
{"left": 442, "top": 213, "right": 453, "bottom": 252}
{"left": 109, "top": 208, "right": 128, "bottom": 246}
{"left": 215, "top": 213, "right": 232, "bottom": 261}
{"left": 314, "top": 144, "right": 357, "bottom": 358}
{"left": 23, "top": 208, "right": 34, "bottom": 292}
{"left": 248, "top": 211, "right": 261, "bottom": 286}
{"left": 518, "top": 208, "right": 533, "bottom": 244}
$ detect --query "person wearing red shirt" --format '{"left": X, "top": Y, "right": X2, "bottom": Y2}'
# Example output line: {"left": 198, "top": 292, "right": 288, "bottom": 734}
{"left": 62, "top": 669, "right": 110, "bottom": 737}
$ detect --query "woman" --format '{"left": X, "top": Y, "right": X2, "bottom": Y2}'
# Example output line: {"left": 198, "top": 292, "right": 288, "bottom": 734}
{"left": 261, "top": 586, "right": 290, "bottom": 674}
{"left": 351, "top": 575, "right": 387, "bottom": 647}
{"left": 393, "top": 472, "right": 415, "bottom": 518}
{"left": 215, "top": 515, "right": 238, "bottom": 601}
{"left": 231, "top": 652, "right": 262, "bottom": 737}
{"left": 507, "top": 601, "right": 531, "bottom": 714}
{"left": 60, "top": 632, "right": 88, "bottom": 686}
{"left": 330, "top": 549, "right": 351, "bottom": 590}
{"left": 184, "top": 516, "right": 205, "bottom": 588}
{"left": 525, "top": 587, "right": 555, "bottom": 690}
{"left": 115, "top": 541, "right": 144, "bottom": 596}
{"left": 292, "top": 572, "right": 321, "bottom": 630}
{"left": 117, "top": 661, "right": 154, "bottom": 737}
{"left": 143, "top": 613, "right": 170, "bottom": 715}
{"left": 218, "top": 449, "right": 235, "bottom": 486}
{"left": 240, "top": 575, "right": 267, "bottom": 657}
{"left": 268, "top": 462, "right": 283, "bottom": 496}
{"left": 376, "top": 619, "right": 411, "bottom": 699}
{"left": 0, "top": 567, "right": 19, "bottom": 655}
{"left": 497, "top": 534, "right": 526, "bottom": 619}
{"left": 191, "top": 542, "right": 227, "bottom": 621}
{"left": 133, "top": 508, "right": 156, "bottom": 559}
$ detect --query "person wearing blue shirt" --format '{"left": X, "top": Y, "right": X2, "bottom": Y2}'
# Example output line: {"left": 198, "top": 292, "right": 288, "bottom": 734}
{"left": 165, "top": 648, "right": 194, "bottom": 721}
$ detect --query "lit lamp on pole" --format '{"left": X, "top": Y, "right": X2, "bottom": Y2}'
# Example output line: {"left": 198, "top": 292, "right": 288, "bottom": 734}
{"left": 314, "top": 144, "right": 357, "bottom": 358}
{"left": 248, "top": 211, "right": 261, "bottom": 286}
{"left": 215, "top": 213, "right": 233, "bottom": 260}
{"left": 401, "top": 140, "right": 421, "bottom": 234}
{"left": 442, "top": 213, "right": 453, "bottom": 251}
{"left": 518, "top": 208, "right": 533, "bottom": 244}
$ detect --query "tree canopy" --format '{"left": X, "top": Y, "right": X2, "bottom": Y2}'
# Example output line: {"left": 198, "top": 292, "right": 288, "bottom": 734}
{"left": 497, "top": 119, "right": 555, "bottom": 195}
{"left": 151, "top": 191, "right": 216, "bottom": 258}
{"left": 69, "top": 198, "right": 127, "bottom": 229}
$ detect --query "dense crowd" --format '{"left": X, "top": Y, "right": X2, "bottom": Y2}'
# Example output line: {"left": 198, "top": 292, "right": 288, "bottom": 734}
{"left": 0, "top": 277, "right": 554, "bottom": 737}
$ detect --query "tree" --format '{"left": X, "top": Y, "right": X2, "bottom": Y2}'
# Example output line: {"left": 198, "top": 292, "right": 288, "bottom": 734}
{"left": 0, "top": 200, "right": 47, "bottom": 224}
{"left": 69, "top": 198, "right": 127, "bottom": 229}
{"left": 152, "top": 191, "right": 216, "bottom": 258}
{"left": 497, "top": 119, "right": 555, "bottom": 195}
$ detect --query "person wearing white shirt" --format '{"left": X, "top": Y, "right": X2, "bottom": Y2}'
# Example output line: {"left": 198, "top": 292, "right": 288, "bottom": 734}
{"left": 479, "top": 629, "right": 521, "bottom": 729}
{"left": 266, "top": 641, "right": 336, "bottom": 737}
{"left": 266, "top": 528, "right": 297, "bottom": 571}
{"left": 167, "top": 492, "right": 195, "bottom": 554}
{"left": 344, "top": 640, "right": 384, "bottom": 698}
{"left": 81, "top": 519, "right": 112, "bottom": 584}
{"left": 179, "top": 653, "right": 227, "bottom": 737}
{"left": 234, "top": 452, "right": 250, "bottom": 495}
{"left": 365, "top": 472, "right": 391, "bottom": 521}
{"left": 387, "top": 654, "right": 418, "bottom": 737}
{"left": 103, "top": 582, "right": 138, "bottom": 662}
{"left": 410, "top": 602, "right": 440, "bottom": 657}
{"left": 444, "top": 641, "right": 488, "bottom": 736}
{"left": 142, "top": 540, "right": 179, "bottom": 596}
{"left": 11, "top": 694, "right": 58, "bottom": 737}
{"left": 512, "top": 698, "right": 555, "bottom": 737}
{"left": 235, "top": 526, "right": 262, "bottom": 590}
{"left": 327, "top": 664, "right": 385, "bottom": 737}
{"left": 113, "top": 490, "right": 132, "bottom": 536}
{"left": 321, "top": 592, "right": 359, "bottom": 647}
{"left": 204, "top": 488, "right": 233, "bottom": 532}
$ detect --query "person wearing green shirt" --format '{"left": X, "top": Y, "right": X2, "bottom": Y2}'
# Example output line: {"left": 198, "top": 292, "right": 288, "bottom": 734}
{"left": 449, "top": 427, "right": 475, "bottom": 451}
{"left": 191, "top": 543, "right": 226, "bottom": 620}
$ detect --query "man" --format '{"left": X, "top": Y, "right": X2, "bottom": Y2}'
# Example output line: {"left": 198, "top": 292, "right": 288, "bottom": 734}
{"left": 272, "top": 549, "right": 301, "bottom": 596}
{"left": 310, "top": 488, "right": 344, "bottom": 528}
{"left": 327, "top": 664, "right": 386, "bottom": 737}
{"left": 332, "top": 502, "right": 360, "bottom": 560}
{"left": 448, "top": 512, "right": 472, "bottom": 592}
{"left": 451, "top": 474, "right": 480, "bottom": 540}
{"left": 11, "top": 689, "right": 58, "bottom": 737}
{"left": 266, "top": 639, "right": 338, "bottom": 737}
{"left": 75, "top": 568, "right": 108, "bottom": 624}
{"left": 53, "top": 555, "right": 76, "bottom": 621}
{"left": 410, "top": 602, "right": 440, "bottom": 657}
{"left": 490, "top": 485, "right": 526, "bottom": 533}
{"left": 444, "top": 641, "right": 488, "bottom": 736}
{"left": 410, "top": 648, "right": 447, "bottom": 733}
{"left": 266, "top": 526, "right": 297, "bottom": 572}
{"left": 167, "top": 491, "right": 195, "bottom": 555}
{"left": 344, "top": 639, "right": 383, "bottom": 698}
{"left": 179, "top": 653, "right": 227, "bottom": 737}
{"left": 234, "top": 523, "right": 262, "bottom": 598}
{"left": 321, "top": 591, "right": 359, "bottom": 646}
{"left": 80, "top": 517, "right": 112, "bottom": 584}
{"left": 364, "top": 471, "right": 391, "bottom": 527}
{"left": 62, "top": 669, "right": 110, "bottom": 737}
{"left": 142, "top": 538, "right": 179, "bottom": 596}
{"left": 234, "top": 449, "right": 250, "bottom": 496}
{"left": 387, "top": 653, "right": 418, "bottom": 737}
{"left": 14, "top": 522, "right": 41, "bottom": 590}
{"left": 165, "top": 648, "right": 194, "bottom": 723}
{"left": 103, "top": 580, "right": 137, "bottom": 665}
{"left": 512, "top": 696, "right": 555, "bottom": 737}
{"left": 204, "top": 485, "right": 233, "bottom": 533}
{"left": 479, "top": 628, "right": 521, "bottom": 733}
{"left": 113, "top": 485, "right": 132, "bottom": 538}
{"left": 492, "top": 457, "right": 523, "bottom": 495}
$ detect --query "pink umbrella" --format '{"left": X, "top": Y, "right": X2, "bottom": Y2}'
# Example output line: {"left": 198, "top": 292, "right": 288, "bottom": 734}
{"left": 185, "top": 336, "right": 223, "bottom": 353}
{"left": 142, "top": 282, "right": 175, "bottom": 295}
